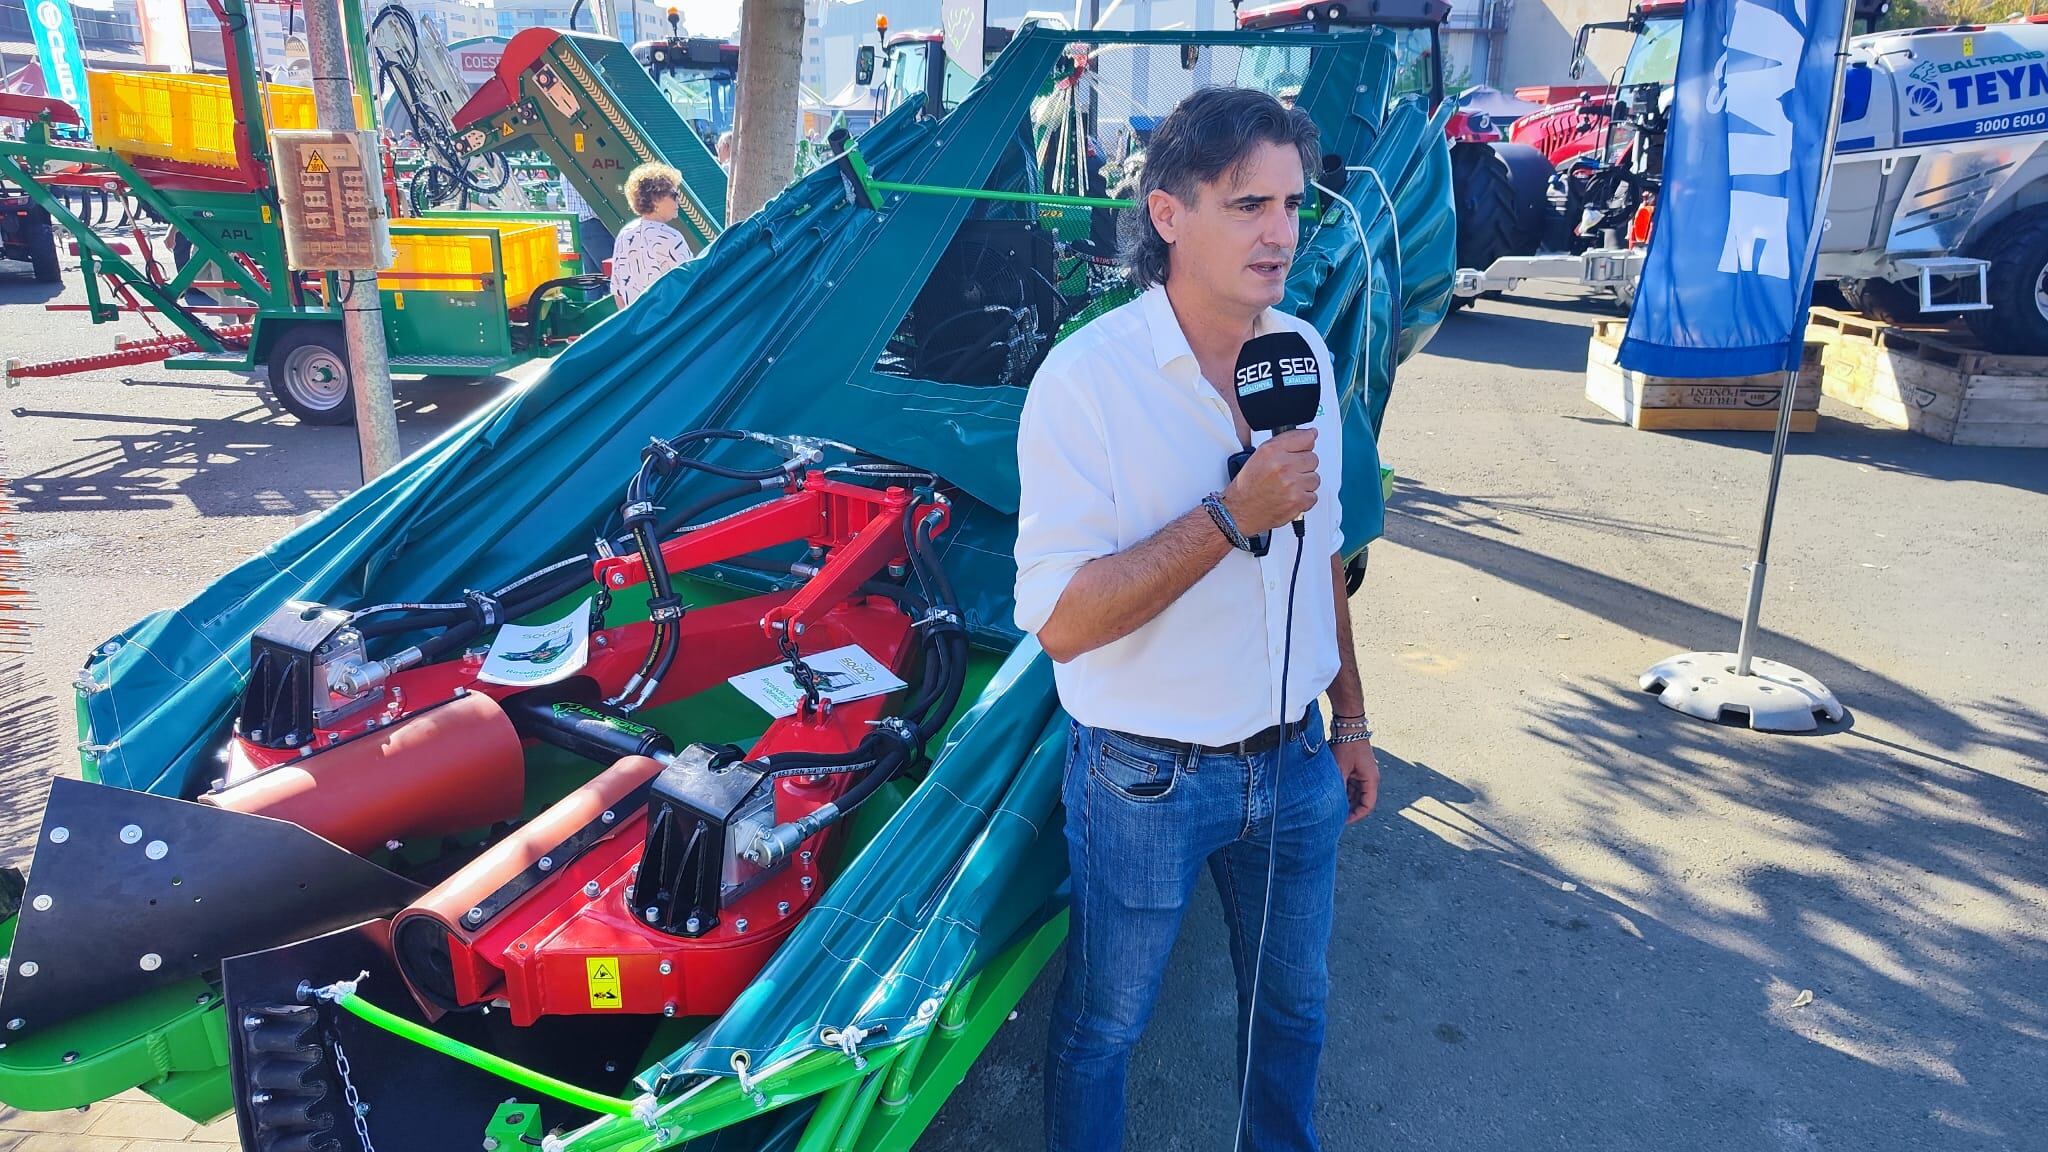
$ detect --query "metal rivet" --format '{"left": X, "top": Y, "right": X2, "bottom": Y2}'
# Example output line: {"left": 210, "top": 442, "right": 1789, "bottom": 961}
{"left": 662, "top": 1003, "right": 677, "bottom": 1018}
{"left": 645, "top": 907, "right": 660, "bottom": 923}
{"left": 659, "top": 960, "right": 673, "bottom": 975}
{"left": 777, "top": 901, "right": 790, "bottom": 916}
{"left": 139, "top": 953, "right": 162, "bottom": 971}
{"left": 538, "top": 856, "right": 553, "bottom": 871}
{"left": 583, "top": 881, "right": 601, "bottom": 898}
{"left": 31, "top": 894, "right": 52, "bottom": 912}
{"left": 610, "top": 572, "right": 628, "bottom": 587}
{"left": 61, "top": 1051, "right": 77, "bottom": 1064}
{"left": 684, "top": 916, "right": 701, "bottom": 934}
{"left": 800, "top": 876, "right": 813, "bottom": 891}
{"left": 800, "top": 850, "right": 812, "bottom": 863}
{"left": 601, "top": 810, "right": 616, "bottom": 824}
{"left": 48, "top": 827, "right": 68, "bottom": 844}
{"left": 4, "top": 1019, "right": 22, "bottom": 1031}
{"left": 145, "top": 840, "right": 168, "bottom": 861}
{"left": 735, "top": 919, "right": 749, "bottom": 933}
{"left": 16, "top": 962, "right": 37, "bottom": 978}
{"left": 120, "top": 824, "right": 143, "bottom": 844}
{"left": 466, "top": 907, "right": 484, "bottom": 924}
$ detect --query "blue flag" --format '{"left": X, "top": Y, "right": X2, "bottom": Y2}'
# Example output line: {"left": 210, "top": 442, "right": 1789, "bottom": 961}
{"left": 1618, "top": 0, "right": 1848, "bottom": 379}
{"left": 27, "top": 0, "right": 92, "bottom": 126}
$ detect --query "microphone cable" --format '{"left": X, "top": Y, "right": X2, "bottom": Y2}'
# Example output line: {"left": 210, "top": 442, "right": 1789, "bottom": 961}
{"left": 1232, "top": 514, "right": 1308, "bottom": 1152}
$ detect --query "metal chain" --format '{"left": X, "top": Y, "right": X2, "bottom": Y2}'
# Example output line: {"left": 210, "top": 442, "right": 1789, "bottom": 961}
{"left": 330, "top": 1031, "right": 376, "bottom": 1152}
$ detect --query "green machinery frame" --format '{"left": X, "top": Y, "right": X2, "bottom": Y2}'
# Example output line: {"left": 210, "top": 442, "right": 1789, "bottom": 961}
{"left": 0, "top": 0, "right": 610, "bottom": 390}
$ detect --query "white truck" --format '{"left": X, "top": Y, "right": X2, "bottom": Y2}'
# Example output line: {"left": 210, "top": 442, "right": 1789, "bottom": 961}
{"left": 1457, "top": 17, "right": 2048, "bottom": 355}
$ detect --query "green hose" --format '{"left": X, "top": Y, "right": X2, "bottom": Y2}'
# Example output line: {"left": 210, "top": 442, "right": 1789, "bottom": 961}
{"left": 328, "top": 987, "right": 641, "bottom": 1120}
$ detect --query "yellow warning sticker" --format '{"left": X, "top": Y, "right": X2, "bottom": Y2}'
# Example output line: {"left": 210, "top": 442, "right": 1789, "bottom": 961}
{"left": 261, "top": 205, "right": 272, "bottom": 223}
{"left": 304, "top": 150, "right": 328, "bottom": 174}
{"left": 1963, "top": 36, "right": 1975, "bottom": 56}
{"left": 587, "top": 956, "right": 622, "bottom": 1009}
{"left": 393, "top": 291, "right": 405, "bottom": 310}
{"left": 574, "top": 132, "right": 585, "bottom": 153}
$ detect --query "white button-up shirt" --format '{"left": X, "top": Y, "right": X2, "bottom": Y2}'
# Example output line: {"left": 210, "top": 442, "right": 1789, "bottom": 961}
{"left": 1013, "top": 285, "right": 1344, "bottom": 746}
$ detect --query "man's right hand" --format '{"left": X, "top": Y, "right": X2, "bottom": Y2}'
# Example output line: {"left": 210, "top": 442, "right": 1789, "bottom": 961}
{"left": 1223, "top": 429, "right": 1319, "bottom": 536}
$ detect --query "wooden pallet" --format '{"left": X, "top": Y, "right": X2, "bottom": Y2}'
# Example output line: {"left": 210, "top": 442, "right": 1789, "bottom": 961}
{"left": 1810, "top": 308, "right": 2048, "bottom": 446}
{"left": 1585, "top": 322, "right": 1820, "bottom": 432}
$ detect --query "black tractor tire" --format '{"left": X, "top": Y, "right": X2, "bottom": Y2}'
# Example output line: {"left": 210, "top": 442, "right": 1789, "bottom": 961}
{"left": 25, "top": 216, "right": 59, "bottom": 283}
{"left": 266, "top": 325, "right": 357, "bottom": 426}
{"left": 1839, "top": 277, "right": 1924, "bottom": 326}
{"left": 1964, "top": 207, "right": 2048, "bottom": 355}
{"left": 1449, "top": 142, "right": 1548, "bottom": 311}
{"left": 1451, "top": 144, "right": 1522, "bottom": 280}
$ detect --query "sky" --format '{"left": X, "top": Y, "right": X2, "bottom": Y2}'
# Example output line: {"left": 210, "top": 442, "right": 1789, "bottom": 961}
{"left": 690, "top": 0, "right": 746, "bottom": 37}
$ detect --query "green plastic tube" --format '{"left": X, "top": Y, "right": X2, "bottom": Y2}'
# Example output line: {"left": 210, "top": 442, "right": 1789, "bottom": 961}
{"left": 330, "top": 990, "right": 639, "bottom": 1119}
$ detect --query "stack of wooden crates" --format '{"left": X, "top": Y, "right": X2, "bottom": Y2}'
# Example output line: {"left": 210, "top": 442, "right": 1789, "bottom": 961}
{"left": 1583, "top": 318, "right": 1822, "bottom": 431}
{"left": 1809, "top": 308, "right": 2048, "bottom": 448}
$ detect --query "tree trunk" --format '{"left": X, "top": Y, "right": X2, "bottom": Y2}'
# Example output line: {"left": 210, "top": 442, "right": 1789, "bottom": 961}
{"left": 729, "top": 0, "right": 804, "bottom": 221}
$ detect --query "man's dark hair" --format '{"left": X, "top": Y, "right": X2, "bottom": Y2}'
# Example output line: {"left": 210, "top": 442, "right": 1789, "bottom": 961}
{"left": 1121, "top": 86, "right": 1320, "bottom": 289}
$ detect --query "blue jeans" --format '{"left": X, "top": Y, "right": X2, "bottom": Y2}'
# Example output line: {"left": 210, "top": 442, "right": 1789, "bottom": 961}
{"left": 1046, "top": 703, "right": 1347, "bottom": 1152}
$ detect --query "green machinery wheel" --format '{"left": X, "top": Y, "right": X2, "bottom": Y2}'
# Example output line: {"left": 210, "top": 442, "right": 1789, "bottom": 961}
{"left": 267, "top": 325, "right": 357, "bottom": 426}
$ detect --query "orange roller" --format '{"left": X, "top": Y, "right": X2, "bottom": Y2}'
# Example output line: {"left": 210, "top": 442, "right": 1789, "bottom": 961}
{"left": 390, "top": 754, "right": 666, "bottom": 1016}
{"left": 203, "top": 691, "right": 526, "bottom": 856}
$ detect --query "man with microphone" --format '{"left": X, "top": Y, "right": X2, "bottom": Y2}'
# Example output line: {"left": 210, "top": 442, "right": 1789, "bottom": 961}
{"left": 1014, "top": 85, "right": 1378, "bottom": 1152}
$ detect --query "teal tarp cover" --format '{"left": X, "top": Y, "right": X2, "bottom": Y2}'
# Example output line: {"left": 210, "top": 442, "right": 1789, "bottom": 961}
{"left": 74, "top": 24, "right": 1452, "bottom": 1101}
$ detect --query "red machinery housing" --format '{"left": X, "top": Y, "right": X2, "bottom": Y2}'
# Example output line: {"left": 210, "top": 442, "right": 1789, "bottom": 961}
{"left": 209, "top": 472, "right": 950, "bottom": 1027}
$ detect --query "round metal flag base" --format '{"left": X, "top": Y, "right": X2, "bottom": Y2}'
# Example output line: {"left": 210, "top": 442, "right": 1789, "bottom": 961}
{"left": 1639, "top": 652, "right": 1845, "bottom": 733}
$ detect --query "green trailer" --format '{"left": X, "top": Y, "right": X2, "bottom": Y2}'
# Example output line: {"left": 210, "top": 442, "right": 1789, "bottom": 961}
{"left": 0, "top": 0, "right": 614, "bottom": 426}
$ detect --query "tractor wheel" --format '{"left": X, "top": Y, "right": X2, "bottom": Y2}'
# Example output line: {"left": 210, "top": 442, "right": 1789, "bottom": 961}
{"left": 1839, "top": 277, "right": 1923, "bottom": 326}
{"left": 1451, "top": 144, "right": 1521, "bottom": 294}
{"left": 1964, "top": 207, "right": 2048, "bottom": 355}
{"left": 267, "top": 325, "right": 357, "bottom": 426}
{"left": 25, "top": 215, "right": 59, "bottom": 283}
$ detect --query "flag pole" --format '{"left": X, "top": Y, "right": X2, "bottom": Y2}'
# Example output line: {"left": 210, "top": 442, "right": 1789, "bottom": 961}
{"left": 1639, "top": 0, "right": 1854, "bottom": 732}
{"left": 1733, "top": 0, "right": 1858, "bottom": 681}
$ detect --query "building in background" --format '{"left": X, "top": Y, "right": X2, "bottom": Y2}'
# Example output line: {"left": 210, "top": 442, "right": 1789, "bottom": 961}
{"left": 493, "top": 0, "right": 672, "bottom": 44}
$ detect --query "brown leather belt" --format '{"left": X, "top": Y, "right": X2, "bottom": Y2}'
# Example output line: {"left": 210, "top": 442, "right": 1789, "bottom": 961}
{"left": 1108, "top": 715, "right": 1312, "bottom": 760}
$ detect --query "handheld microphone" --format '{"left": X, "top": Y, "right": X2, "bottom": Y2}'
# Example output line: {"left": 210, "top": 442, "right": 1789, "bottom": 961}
{"left": 1230, "top": 330, "right": 1322, "bottom": 542}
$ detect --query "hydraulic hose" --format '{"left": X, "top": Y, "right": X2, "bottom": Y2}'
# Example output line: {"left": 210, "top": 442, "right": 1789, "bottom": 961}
{"left": 320, "top": 983, "right": 640, "bottom": 1119}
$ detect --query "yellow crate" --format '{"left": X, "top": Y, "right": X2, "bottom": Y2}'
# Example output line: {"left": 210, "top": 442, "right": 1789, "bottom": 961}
{"left": 86, "top": 72, "right": 315, "bottom": 168}
{"left": 382, "top": 220, "right": 561, "bottom": 304}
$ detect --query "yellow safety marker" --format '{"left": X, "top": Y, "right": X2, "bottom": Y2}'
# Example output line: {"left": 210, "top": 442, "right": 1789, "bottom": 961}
{"left": 305, "top": 150, "right": 328, "bottom": 174}
{"left": 587, "top": 956, "right": 622, "bottom": 1009}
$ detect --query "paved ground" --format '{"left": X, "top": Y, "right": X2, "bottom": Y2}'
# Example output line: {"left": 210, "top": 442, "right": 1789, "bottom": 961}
{"left": 2, "top": 264, "right": 2045, "bottom": 1152}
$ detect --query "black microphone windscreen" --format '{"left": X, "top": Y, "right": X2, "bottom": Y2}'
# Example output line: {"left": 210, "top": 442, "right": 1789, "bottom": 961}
{"left": 1233, "top": 330, "right": 1322, "bottom": 433}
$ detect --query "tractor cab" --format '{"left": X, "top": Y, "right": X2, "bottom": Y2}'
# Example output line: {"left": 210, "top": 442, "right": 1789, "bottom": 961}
{"left": 856, "top": 21, "right": 1016, "bottom": 118}
{"left": 634, "top": 17, "right": 741, "bottom": 150}
{"left": 1234, "top": 0, "right": 1452, "bottom": 110}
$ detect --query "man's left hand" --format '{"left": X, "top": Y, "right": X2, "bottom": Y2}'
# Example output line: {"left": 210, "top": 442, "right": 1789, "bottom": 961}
{"left": 1336, "top": 739, "right": 1379, "bottom": 824}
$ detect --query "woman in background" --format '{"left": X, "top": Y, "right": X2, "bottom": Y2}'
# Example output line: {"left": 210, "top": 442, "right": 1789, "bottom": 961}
{"left": 609, "top": 163, "right": 690, "bottom": 307}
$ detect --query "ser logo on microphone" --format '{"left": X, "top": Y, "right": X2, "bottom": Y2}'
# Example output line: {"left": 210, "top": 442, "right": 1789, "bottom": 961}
{"left": 1234, "top": 356, "right": 1318, "bottom": 397}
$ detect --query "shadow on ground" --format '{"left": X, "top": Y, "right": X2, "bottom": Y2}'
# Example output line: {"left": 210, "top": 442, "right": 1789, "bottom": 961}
{"left": 933, "top": 722, "right": 2047, "bottom": 1152}
{"left": 1383, "top": 478, "right": 2047, "bottom": 765}
{"left": 6, "top": 378, "right": 506, "bottom": 517}
{"left": 1428, "top": 309, "right": 1597, "bottom": 373}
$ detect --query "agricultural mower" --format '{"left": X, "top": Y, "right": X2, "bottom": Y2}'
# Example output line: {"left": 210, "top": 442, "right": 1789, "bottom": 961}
{"left": 0, "top": 0, "right": 615, "bottom": 425}
{"left": 0, "top": 23, "right": 1454, "bottom": 1152}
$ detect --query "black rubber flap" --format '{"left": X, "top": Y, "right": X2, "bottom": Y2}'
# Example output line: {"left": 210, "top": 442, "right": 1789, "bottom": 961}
{"left": 222, "top": 920, "right": 659, "bottom": 1152}
{"left": 0, "top": 777, "right": 423, "bottom": 1035}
